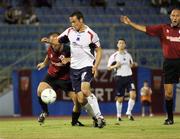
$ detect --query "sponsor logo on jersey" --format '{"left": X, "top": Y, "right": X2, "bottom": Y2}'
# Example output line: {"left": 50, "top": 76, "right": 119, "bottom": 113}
{"left": 166, "top": 36, "right": 180, "bottom": 42}
{"left": 51, "top": 61, "right": 63, "bottom": 66}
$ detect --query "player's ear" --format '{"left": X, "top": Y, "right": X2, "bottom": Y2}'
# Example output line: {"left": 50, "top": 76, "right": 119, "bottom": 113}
{"left": 117, "top": 43, "right": 119, "bottom": 48}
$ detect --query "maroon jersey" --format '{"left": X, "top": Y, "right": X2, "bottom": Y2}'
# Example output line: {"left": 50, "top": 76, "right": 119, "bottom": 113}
{"left": 146, "top": 24, "right": 180, "bottom": 59}
{"left": 47, "top": 45, "right": 70, "bottom": 80}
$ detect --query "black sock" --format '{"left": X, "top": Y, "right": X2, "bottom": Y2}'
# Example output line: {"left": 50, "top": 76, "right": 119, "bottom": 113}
{"left": 38, "top": 97, "right": 48, "bottom": 114}
{"left": 165, "top": 99, "right": 173, "bottom": 121}
{"left": 72, "top": 112, "right": 81, "bottom": 124}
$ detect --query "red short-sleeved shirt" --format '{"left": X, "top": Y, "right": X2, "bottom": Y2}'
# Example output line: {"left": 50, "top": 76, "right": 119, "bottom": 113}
{"left": 146, "top": 24, "right": 180, "bottom": 59}
{"left": 47, "top": 45, "right": 70, "bottom": 80}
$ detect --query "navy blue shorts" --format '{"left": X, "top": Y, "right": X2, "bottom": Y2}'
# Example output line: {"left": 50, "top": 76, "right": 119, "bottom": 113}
{"left": 115, "top": 75, "right": 135, "bottom": 97}
{"left": 70, "top": 66, "right": 93, "bottom": 92}
{"left": 42, "top": 74, "right": 73, "bottom": 93}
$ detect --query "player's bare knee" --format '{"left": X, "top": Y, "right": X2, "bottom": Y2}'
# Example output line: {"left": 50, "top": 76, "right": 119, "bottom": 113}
{"left": 165, "top": 91, "right": 173, "bottom": 100}
{"left": 81, "top": 82, "right": 91, "bottom": 97}
{"left": 78, "top": 99, "right": 86, "bottom": 106}
{"left": 81, "top": 88, "right": 91, "bottom": 97}
{"left": 130, "top": 90, "right": 136, "bottom": 100}
{"left": 68, "top": 92, "right": 77, "bottom": 103}
{"left": 37, "top": 85, "right": 43, "bottom": 96}
{"left": 164, "top": 84, "right": 174, "bottom": 99}
{"left": 116, "top": 97, "right": 123, "bottom": 103}
{"left": 37, "top": 82, "right": 51, "bottom": 96}
{"left": 77, "top": 93, "right": 86, "bottom": 105}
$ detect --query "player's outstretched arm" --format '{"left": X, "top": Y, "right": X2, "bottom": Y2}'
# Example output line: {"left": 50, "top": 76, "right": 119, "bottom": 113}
{"left": 120, "top": 16, "right": 146, "bottom": 33}
{"left": 37, "top": 55, "right": 49, "bottom": 70}
{"left": 40, "top": 36, "right": 60, "bottom": 46}
{"left": 40, "top": 37, "right": 50, "bottom": 43}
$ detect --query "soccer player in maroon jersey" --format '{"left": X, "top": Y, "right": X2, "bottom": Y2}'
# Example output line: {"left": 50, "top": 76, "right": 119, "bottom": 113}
{"left": 37, "top": 32, "right": 84, "bottom": 126}
{"left": 121, "top": 9, "right": 180, "bottom": 125}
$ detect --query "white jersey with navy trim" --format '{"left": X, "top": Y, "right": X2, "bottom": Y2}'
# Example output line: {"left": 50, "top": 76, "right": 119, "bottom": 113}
{"left": 115, "top": 51, "right": 133, "bottom": 77}
{"left": 58, "top": 25, "right": 100, "bottom": 69}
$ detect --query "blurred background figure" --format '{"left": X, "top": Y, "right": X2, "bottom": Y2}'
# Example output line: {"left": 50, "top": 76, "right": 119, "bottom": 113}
{"left": 140, "top": 80, "right": 153, "bottom": 117}
{"left": 151, "top": 0, "right": 171, "bottom": 14}
{"left": 34, "top": 0, "right": 54, "bottom": 8}
{"left": 3, "top": 0, "right": 39, "bottom": 25}
{"left": 4, "top": 7, "right": 23, "bottom": 24}
{"left": 90, "top": 0, "right": 107, "bottom": 10}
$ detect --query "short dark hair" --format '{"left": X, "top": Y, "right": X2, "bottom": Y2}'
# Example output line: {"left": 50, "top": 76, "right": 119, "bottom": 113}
{"left": 144, "top": 80, "right": 148, "bottom": 83}
{"left": 118, "top": 38, "right": 126, "bottom": 43}
{"left": 47, "top": 32, "right": 60, "bottom": 37}
{"left": 70, "top": 11, "right": 84, "bottom": 21}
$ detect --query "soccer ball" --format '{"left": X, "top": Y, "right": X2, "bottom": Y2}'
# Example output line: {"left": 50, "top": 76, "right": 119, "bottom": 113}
{"left": 41, "top": 88, "right": 57, "bottom": 104}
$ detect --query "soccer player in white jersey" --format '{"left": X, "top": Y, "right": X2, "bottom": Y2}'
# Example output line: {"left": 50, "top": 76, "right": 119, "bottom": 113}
{"left": 107, "top": 39, "right": 137, "bottom": 121}
{"left": 49, "top": 11, "right": 105, "bottom": 128}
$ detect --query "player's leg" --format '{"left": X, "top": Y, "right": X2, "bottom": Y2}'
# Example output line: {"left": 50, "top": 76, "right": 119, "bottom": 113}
{"left": 126, "top": 79, "right": 136, "bottom": 120}
{"left": 164, "top": 83, "right": 174, "bottom": 125}
{"left": 37, "top": 81, "right": 52, "bottom": 124}
{"left": 82, "top": 82, "right": 103, "bottom": 118}
{"left": 149, "top": 102, "right": 153, "bottom": 117}
{"left": 163, "top": 59, "right": 180, "bottom": 125}
{"left": 71, "top": 67, "right": 105, "bottom": 128}
{"left": 77, "top": 90, "right": 101, "bottom": 127}
{"left": 141, "top": 104, "right": 145, "bottom": 117}
{"left": 56, "top": 78, "right": 84, "bottom": 127}
{"left": 70, "top": 68, "right": 95, "bottom": 118}
{"left": 115, "top": 76, "right": 125, "bottom": 121}
{"left": 116, "top": 96, "right": 123, "bottom": 121}
{"left": 126, "top": 90, "right": 136, "bottom": 120}
{"left": 68, "top": 91, "right": 84, "bottom": 126}
{"left": 81, "top": 81, "right": 105, "bottom": 128}
{"left": 77, "top": 91, "right": 95, "bottom": 117}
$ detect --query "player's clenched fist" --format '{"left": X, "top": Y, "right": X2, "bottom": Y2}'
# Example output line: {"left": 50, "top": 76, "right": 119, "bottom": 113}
{"left": 40, "top": 37, "right": 50, "bottom": 43}
{"left": 120, "top": 16, "right": 132, "bottom": 25}
{"left": 37, "top": 62, "right": 46, "bottom": 70}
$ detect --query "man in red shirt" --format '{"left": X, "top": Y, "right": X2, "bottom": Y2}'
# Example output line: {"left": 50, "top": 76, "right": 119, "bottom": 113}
{"left": 37, "top": 32, "right": 84, "bottom": 126}
{"left": 121, "top": 9, "right": 180, "bottom": 125}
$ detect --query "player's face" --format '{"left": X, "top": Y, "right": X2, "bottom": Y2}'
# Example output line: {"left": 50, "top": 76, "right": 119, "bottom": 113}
{"left": 52, "top": 44, "right": 61, "bottom": 52}
{"left": 117, "top": 40, "right": 126, "bottom": 50}
{"left": 49, "top": 35, "right": 61, "bottom": 52}
{"left": 144, "top": 82, "right": 148, "bottom": 87}
{"left": 69, "top": 16, "right": 83, "bottom": 31}
{"left": 170, "top": 9, "right": 180, "bottom": 27}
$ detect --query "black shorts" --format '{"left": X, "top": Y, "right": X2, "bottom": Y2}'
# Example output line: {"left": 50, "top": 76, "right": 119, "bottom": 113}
{"left": 163, "top": 59, "right": 180, "bottom": 84}
{"left": 42, "top": 74, "right": 73, "bottom": 93}
{"left": 115, "top": 75, "right": 135, "bottom": 97}
{"left": 141, "top": 100, "right": 151, "bottom": 106}
{"left": 70, "top": 66, "right": 93, "bottom": 92}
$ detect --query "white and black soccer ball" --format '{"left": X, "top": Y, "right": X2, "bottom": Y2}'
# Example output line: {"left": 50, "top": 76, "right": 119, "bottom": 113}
{"left": 41, "top": 88, "right": 57, "bottom": 104}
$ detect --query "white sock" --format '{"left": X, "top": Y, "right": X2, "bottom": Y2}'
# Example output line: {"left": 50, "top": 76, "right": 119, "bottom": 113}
{"left": 83, "top": 102, "right": 95, "bottom": 117}
{"left": 116, "top": 101, "right": 122, "bottom": 118}
{"left": 126, "top": 98, "right": 135, "bottom": 115}
{"left": 87, "top": 93, "right": 103, "bottom": 119}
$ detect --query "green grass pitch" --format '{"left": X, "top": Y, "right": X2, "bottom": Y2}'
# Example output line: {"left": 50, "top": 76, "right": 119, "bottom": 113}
{"left": 0, "top": 116, "right": 180, "bottom": 139}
